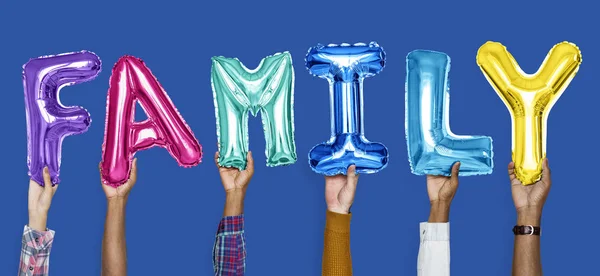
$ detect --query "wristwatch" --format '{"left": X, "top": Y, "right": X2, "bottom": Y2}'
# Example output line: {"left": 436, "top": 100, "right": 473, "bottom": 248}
{"left": 513, "top": 225, "right": 541, "bottom": 236}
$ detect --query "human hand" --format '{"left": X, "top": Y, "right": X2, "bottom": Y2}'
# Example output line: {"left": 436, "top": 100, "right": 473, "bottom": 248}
{"left": 324, "top": 165, "right": 359, "bottom": 215}
{"left": 101, "top": 158, "right": 138, "bottom": 202}
{"left": 426, "top": 162, "right": 460, "bottom": 222}
{"left": 509, "top": 158, "right": 551, "bottom": 225}
{"left": 215, "top": 151, "right": 254, "bottom": 194}
{"left": 216, "top": 151, "right": 254, "bottom": 217}
{"left": 28, "top": 167, "right": 59, "bottom": 231}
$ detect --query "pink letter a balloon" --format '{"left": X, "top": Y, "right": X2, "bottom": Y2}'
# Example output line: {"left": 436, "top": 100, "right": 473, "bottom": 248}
{"left": 100, "top": 56, "right": 202, "bottom": 187}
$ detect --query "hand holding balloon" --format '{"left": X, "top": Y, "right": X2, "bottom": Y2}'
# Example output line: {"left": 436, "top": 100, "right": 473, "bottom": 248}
{"left": 101, "top": 158, "right": 138, "bottom": 202}
{"left": 325, "top": 165, "right": 359, "bottom": 215}
{"left": 216, "top": 151, "right": 255, "bottom": 217}
{"left": 509, "top": 159, "right": 552, "bottom": 225}
{"left": 28, "top": 167, "right": 59, "bottom": 232}
{"left": 426, "top": 162, "right": 460, "bottom": 222}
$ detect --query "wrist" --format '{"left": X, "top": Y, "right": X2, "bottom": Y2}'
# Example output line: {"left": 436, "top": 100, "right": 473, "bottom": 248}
{"left": 225, "top": 189, "right": 246, "bottom": 202}
{"left": 224, "top": 190, "right": 245, "bottom": 217}
{"left": 107, "top": 197, "right": 128, "bottom": 209}
{"left": 327, "top": 203, "right": 351, "bottom": 214}
{"left": 28, "top": 212, "right": 48, "bottom": 232}
{"left": 516, "top": 207, "right": 542, "bottom": 225}
{"left": 429, "top": 201, "right": 450, "bottom": 223}
{"left": 327, "top": 207, "right": 349, "bottom": 215}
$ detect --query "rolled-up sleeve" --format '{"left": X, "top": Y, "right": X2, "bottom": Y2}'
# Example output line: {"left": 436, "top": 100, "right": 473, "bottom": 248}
{"left": 18, "top": 225, "right": 55, "bottom": 276}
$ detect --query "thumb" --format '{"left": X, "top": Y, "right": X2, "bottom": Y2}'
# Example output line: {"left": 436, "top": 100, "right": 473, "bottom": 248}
{"left": 541, "top": 158, "right": 551, "bottom": 183}
{"left": 42, "top": 167, "right": 56, "bottom": 198}
{"left": 129, "top": 158, "right": 138, "bottom": 184}
{"left": 245, "top": 151, "right": 255, "bottom": 175}
{"left": 42, "top": 167, "right": 53, "bottom": 189}
{"left": 346, "top": 165, "right": 359, "bottom": 190}
{"left": 450, "top": 162, "right": 460, "bottom": 187}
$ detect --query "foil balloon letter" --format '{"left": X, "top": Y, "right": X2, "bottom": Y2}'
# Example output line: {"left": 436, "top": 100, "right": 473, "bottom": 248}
{"left": 406, "top": 50, "right": 493, "bottom": 176}
{"left": 101, "top": 56, "right": 202, "bottom": 187}
{"left": 306, "top": 42, "right": 388, "bottom": 175}
{"left": 23, "top": 51, "right": 101, "bottom": 186}
{"left": 211, "top": 52, "right": 296, "bottom": 170}
{"left": 477, "top": 42, "right": 581, "bottom": 185}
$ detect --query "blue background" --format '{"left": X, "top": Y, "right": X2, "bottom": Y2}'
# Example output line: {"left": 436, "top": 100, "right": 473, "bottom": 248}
{"left": 0, "top": 0, "right": 596, "bottom": 275}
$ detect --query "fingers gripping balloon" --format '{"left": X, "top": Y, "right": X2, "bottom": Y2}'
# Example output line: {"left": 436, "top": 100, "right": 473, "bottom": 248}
{"left": 405, "top": 50, "right": 493, "bottom": 176}
{"left": 23, "top": 51, "right": 101, "bottom": 186}
{"left": 101, "top": 56, "right": 202, "bottom": 187}
{"left": 477, "top": 42, "right": 581, "bottom": 185}
{"left": 211, "top": 52, "right": 297, "bottom": 170}
{"left": 306, "top": 42, "right": 389, "bottom": 175}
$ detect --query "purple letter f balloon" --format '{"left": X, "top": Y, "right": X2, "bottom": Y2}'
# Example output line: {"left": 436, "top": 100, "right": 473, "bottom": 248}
{"left": 23, "top": 51, "right": 101, "bottom": 186}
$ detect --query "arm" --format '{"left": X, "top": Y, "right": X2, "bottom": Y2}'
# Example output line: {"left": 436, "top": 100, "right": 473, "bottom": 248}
{"left": 509, "top": 159, "right": 551, "bottom": 276}
{"left": 322, "top": 166, "right": 358, "bottom": 276}
{"left": 417, "top": 162, "right": 460, "bottom": 276}
{"left": 101, "top": 159, "right": 138, "bottom": 276}
{"left": 19, "top": 167, "right": 58, "bottom": 276}
{"left": 213, "top": 152, "right": 254, "bottom": 276}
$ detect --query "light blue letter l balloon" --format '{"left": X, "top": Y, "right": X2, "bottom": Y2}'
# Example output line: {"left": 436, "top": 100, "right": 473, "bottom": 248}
{"left": 405, "top": 50, "right": 493, "bottom": 176}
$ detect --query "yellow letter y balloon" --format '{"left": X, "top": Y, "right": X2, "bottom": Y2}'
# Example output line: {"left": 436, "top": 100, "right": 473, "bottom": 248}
{"left": 477, "top": 42, "right": 582, "bottom": 185}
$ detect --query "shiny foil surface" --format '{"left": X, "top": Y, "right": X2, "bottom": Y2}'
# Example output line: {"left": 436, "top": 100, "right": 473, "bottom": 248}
{"left": 23, "top": 51, "right": 101, "bottom": 186}
{"left": 211, "top": 52, "right": 297, "bottom": 170}
{"left": 406, "top": 50, "right": 493, "bottom": 176}
{"left": 101, "top": 56, "right": 202, "bottom": 187}
{"left": 477, "top": 42, "right": 581, "bottom": 184}
{"left": 306, "top": 42, "right": 389, "bottom": 175}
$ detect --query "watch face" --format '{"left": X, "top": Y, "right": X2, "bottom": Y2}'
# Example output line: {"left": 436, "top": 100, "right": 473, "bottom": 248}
{"left": 513, "top": 225, "right": 539, "bottom": 235}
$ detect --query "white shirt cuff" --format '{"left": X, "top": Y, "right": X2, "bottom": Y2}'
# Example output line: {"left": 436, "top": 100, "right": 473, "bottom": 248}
{"left": 420, "top": 222, "right": 450, "bottom": 242}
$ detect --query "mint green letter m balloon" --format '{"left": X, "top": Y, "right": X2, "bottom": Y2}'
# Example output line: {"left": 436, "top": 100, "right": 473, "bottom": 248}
{"left": 211, "top": 52, "right": 297, "bottom": 170}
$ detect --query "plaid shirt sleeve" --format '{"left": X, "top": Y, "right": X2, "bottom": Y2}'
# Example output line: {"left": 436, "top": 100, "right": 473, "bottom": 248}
{"left": 18, "top": 225, "right": 55, "bottom": 276}
{"left": 213, "top": 215, "right": 246, "bottom": 276}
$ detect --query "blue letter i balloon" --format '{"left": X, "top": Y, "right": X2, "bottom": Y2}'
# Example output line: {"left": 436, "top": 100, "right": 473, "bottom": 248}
{"left": 405, "top": 50, "right": 493, "bottom": 176}
{"left": 306, "top": 42, "right": 389, "bottom": 175}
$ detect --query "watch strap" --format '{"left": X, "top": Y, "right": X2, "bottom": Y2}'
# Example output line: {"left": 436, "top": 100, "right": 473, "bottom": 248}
{"left": 513, "top": 225, "right": 541, "bottom": 236}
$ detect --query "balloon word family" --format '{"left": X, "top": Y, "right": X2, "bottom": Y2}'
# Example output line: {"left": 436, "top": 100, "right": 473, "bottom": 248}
{"left": 22, "top": 41, "right": 581, "bottom": 186}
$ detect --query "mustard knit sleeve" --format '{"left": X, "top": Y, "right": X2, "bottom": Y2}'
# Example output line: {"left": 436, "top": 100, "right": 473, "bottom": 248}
{"left": 322, "top": 210, "right": 352, "bottom": 276}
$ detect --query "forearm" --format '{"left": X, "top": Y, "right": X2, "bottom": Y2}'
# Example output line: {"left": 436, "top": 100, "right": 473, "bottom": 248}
{"left": 102, "top": 198, "right": 128, "bottom": 276}
{"left": 223, "top": 190, "right": 245, "bottom": 217}
{"left": 28, "top": 204, "right": 49, "bottom": 232}
{"left": 512, "top": 208, "right": 542, "bottom": 276}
